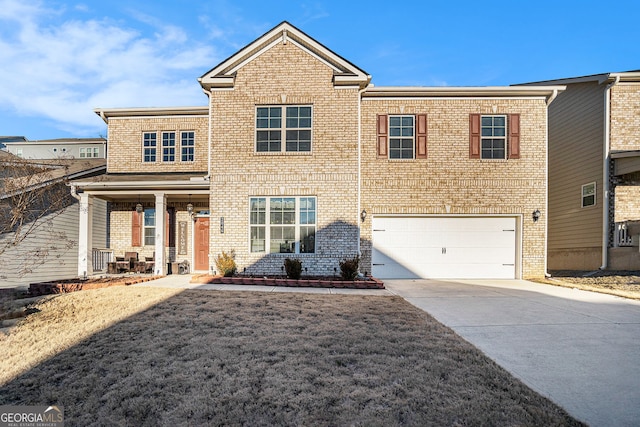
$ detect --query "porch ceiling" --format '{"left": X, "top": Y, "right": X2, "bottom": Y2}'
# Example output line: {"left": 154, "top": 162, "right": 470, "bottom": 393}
{"left": 612, "top": 151, "right": 640, "bottom": 176}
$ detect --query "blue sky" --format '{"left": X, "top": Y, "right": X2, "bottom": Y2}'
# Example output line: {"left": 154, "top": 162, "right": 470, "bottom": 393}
{"left": 1, "top": 0, "right": 639, "bottom": 140}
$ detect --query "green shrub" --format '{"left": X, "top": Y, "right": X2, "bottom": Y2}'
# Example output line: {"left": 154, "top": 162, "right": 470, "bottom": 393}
{"left": 215, "top": 250, "right": 237, "bottom": 277}
{"left": 339, "top": 255, "right": 360, "bottom": 281}
{"left": 284, "top": 258, "right": 302, "bottom": 279}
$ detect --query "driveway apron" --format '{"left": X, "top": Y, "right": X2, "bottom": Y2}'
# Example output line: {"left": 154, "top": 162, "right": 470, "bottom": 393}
{"left": 384, "top": 279, "right": 640, "bottom": 427}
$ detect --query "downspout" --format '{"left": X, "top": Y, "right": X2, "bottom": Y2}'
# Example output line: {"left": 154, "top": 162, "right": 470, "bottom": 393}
{"left": 601, "top": 76, "right": 620, "bottom": 270}
{"left": 357, "top": 85, "right": 367, "bottom": 256}
{"left": 204, "top": 88, "right": 213, "bottom": 181}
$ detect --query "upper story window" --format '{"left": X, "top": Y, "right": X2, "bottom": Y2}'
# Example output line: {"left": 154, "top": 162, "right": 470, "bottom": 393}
{"left": 79, "top": 147, "right": 99, "bottom": 158}
{"left": 582, "top": 182, "right": 596, "bottom": 207}
{"left": 469, "top": 114, "right": 520, "bottom": 160}
{"left": 389, "top": 116, "right": 415, "bottom": 159}
{"left": 143, "top": 131, "right": 195, "bottom": 163}
{"left": 481, "top": 116, "right": 507, "bottom": 159}
{"left": 256, "top": 106, "right": 312, "bottom": 153}
{"left": 249, "top": 196, "right": 316, "bottom": 254}
{"left": 162, "top": 132, "right": 176, "bottom": 162}
{"left": 143, "top": 132, "right": 157, "bottom": 162}
{"left": 181, "top": 131, "right": 195, "bottom": 162}
{"left": 376, "top": 114, "right": 428, "bottom": 159}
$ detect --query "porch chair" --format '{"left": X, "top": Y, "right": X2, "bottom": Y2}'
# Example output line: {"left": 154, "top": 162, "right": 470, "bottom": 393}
{"left": 115, "top": 252, "right": 138, "bottom": 273}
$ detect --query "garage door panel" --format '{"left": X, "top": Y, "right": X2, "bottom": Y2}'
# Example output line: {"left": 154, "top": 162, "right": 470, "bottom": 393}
{"left": 372, "top": 217, "right": 517, "bottom": 279}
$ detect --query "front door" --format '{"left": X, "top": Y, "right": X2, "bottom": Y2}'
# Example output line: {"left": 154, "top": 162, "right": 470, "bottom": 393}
{"left": 194, "top": 217, "right": 209, "bottom": 271}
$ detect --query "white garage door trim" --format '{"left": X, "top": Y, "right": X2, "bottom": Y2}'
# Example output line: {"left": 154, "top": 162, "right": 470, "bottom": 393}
{"left": 372, "top": 215, "right": 522, "bottom": 279}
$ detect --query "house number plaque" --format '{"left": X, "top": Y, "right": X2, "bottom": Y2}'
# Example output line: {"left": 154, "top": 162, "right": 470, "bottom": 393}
{"left": 178, "top": 221, "right": 187, "bottom": 255}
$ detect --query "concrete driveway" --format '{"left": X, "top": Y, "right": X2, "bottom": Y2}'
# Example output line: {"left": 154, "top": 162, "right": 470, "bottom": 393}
{"left": 385, "top": 279, "right": 640, "bottom": 427}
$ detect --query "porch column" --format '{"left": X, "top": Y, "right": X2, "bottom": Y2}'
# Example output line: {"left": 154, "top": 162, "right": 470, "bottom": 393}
{"left": 77, "top": 192, "right": 93, "bottom": 277}
{"left": 154, "top": 192, "right": 167, "bottom": 275}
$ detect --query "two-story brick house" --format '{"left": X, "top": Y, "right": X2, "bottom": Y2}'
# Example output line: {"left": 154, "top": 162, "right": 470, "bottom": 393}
{"left": 72, "top": 22, "right": 564, "bottom": 280}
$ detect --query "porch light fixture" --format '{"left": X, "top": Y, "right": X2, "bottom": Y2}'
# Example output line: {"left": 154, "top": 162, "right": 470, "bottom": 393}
{"left": 135, "top": 195, "right": 144, "bottom": 213}
{"left": 532, "top": 209, "right": 541, "bottom": 222}
{"left": 360, "top": 209, "right": 367, "bottom": 222}
{"left": 187, "top": 194, "right": 194, "bottom": 215}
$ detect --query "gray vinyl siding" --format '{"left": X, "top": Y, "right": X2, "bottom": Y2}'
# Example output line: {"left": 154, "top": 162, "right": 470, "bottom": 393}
{"left": 548, "top": 81, "right": 605, "bottom": 250}
{"left": 0, "top": 201, "right": 80, "bottom": 289}
{"left": 0, "top": 198, "right": 108, "bottom": 289}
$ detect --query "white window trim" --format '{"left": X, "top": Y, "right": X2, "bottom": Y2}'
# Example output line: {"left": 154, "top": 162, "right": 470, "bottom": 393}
{"left": 255, "top": 105, "right": 313, "bottom": 154}
{"left": 582, "top": 182, "right": 596, "bottom": 208}
{"left": 249, "top": 196, "right": 316, "bottom": 254}
{"left": 180, "top": 131, "right": 195, "bottom": 162}
{"left": 143, "top": 132, "right": 157, "bottom": 163}
{"left": 162, "top": 131, "right": 176, "bottom": 163}
{"left": 388, "top": 115, "right": 415, "bottom": 160}
{"left": 481, "top": 115, "right": 507, "bottom": 160}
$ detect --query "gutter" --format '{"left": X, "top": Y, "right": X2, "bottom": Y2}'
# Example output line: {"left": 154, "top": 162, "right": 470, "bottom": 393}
{"left": 601, "top": 75, "right": 621, "bottom": 270}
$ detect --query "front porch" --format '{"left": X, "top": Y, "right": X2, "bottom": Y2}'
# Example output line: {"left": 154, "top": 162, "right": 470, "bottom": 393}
{"left": 71, "top": 173, "right": 210, "bottom": 277}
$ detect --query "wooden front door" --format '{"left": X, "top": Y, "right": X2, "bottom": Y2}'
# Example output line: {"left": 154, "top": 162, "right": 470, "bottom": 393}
{"left": 194, "top": 217, "right": 209, "bottom": 271}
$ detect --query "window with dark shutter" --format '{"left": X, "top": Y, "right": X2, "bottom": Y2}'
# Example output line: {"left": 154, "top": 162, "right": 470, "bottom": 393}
{"left": 508, "top": 114, "right": 520, "bottom": 159}
{"left": 469, "top": 114, "right": 481, "bottom": 159}
{"left": 132, "top": 211, "right": 142, "bottom": 247}
{"left": 416, "top": 114, "right": 428, "bottom": 159}
{"left": 376, "top": 114, "right": 388, "bottom": 158}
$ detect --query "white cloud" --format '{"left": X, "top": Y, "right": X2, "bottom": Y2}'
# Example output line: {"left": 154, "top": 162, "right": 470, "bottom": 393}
{"left": 0, "top": 0, "right": 219, "bottom": 136}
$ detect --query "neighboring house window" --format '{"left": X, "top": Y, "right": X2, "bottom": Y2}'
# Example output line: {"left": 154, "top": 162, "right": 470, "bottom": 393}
{"left": 181, "top": 131, "right": 195, "bottom": 162}
{"left": 469, "top": 114, "right": 520, "bottom": 159}
{"left": 376, "top": 114, "right": 428, "bottom": 159}
{"left": 79, "top": 147, "right": 99, "bottom": 158}
{"left": 143, "top": 132, "right": 157, "bottom": 162}
{"left": 16, "top": 148, "right": 23, "bottom": 157}
{"left": 256, "top": 106, "right": 312, "bottom": 152}
{"left": 162, "top": 132, "right": 176, "bottom": 162}
{"left": 249, "top": 196, "right": 316, "bottom": 254}
{"left": 582, "top": 182, "right": 596, "bottom": 207}
{"left": 144, "top": 209, "right": 156, "bottom": 245}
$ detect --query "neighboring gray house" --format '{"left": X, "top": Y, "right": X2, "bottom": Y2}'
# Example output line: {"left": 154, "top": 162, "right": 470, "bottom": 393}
{"left": 523, "top": 71, "right": 640, "bottom": 270}
{"left": 2, "top": 137, "right": 106, "bottom": 159}
{"left": 0, "top": 156, "right": 107, "bottom": 289}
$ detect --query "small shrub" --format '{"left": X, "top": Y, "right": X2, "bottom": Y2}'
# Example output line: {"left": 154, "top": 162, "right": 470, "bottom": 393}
{"left": 215, "top": 250, "right": 237, "bottom": 277}
{"left": 339, "top": 255, "right": 360, "bottom": 281}
{"left": 284, "top": 258, "right": 302, "bottom": 279}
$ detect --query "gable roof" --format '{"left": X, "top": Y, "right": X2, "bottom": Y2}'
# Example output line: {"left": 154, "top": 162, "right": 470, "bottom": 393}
{"left": 199, "top": 21, "right": 371, "bottom": 91}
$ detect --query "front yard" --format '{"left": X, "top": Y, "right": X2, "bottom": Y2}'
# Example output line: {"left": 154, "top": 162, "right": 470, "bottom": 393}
{"left": 0, "top": 286, "right": 583, "bottom": 426}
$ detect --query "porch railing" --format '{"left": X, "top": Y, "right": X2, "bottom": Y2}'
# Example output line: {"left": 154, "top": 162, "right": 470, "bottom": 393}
{"left": 92, "top": 248, "right": 114, "bottom": 272}
{"left": 614, "top": 222, "right": 634, "bottom": 247}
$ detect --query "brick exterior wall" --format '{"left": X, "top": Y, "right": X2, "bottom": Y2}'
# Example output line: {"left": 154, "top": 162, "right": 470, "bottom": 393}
{"left": 97, "top": 28, "right": 551, "bottom": 279}
{"left": 208, "top": 42, "right": 360, "bottom": 276}
{"left": 360, "top": 99, "right": 548, "bottom": 279}
{"left": 610, "top": 84, "right": 640, "bottom": 152}
{"left": 107, "top": 116, "right": 208, "bottom": 173}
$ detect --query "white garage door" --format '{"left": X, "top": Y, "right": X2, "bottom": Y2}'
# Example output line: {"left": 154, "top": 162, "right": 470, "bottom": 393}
{"left": 372, "top": 216, "right": 517, "bottom": 279}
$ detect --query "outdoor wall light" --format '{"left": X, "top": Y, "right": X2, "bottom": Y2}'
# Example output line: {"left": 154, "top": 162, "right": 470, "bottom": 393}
{"left": 360, "top": 209, "right": 367, "bottom": 222}
{"left": 187, "top": 194, "right": 194, "bottom": 215}
{"left": 532, "top": 209, "right": 541, "bottom": 222}
{"left": 135, "top": 203, "right": 144, "bottom": 213}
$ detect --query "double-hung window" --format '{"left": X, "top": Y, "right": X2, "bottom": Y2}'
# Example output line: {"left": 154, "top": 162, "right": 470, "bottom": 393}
{"left": 181, "top": 131, "right": 195, "bottom": 162}
{"left": 256, "top": 106, "right": 312, "bottom": 152}
{"left": 79, "top": 147, "right": 99, "bottom": 158}
{"left": 143, "top": 132, "right": 157, "bottom": 162}
{"left": 250, "top": 196, "right": 316, "bottom": 254}
{"left": 481, "top": 115, "right": 507, "bottom": 159}
{"left": 389, "top": 115, "right": 415, "bottom": 159}
{"left": 144, "top": 208, "right": 156, "bottom": 245}
{"left": 582, "top": 182, "right": 596, "bottom": 207}
{"left": 162, "top": 132, "right": 176, "bottom": 162}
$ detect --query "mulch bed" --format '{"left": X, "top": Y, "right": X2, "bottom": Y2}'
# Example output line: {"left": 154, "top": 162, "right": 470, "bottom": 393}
{"left": 28, "top": 276, "right": 163, "bottom": 296}
{"left": 191, "top": 275, "right": 385, "bottom": 289}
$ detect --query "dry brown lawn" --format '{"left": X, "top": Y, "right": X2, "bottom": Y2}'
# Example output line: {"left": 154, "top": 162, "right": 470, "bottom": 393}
{"left": 541, "top": 270, "right": 640, "bottom": 300}
{"left": 0, "top": 286, "right": 583, "bottom": 426}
